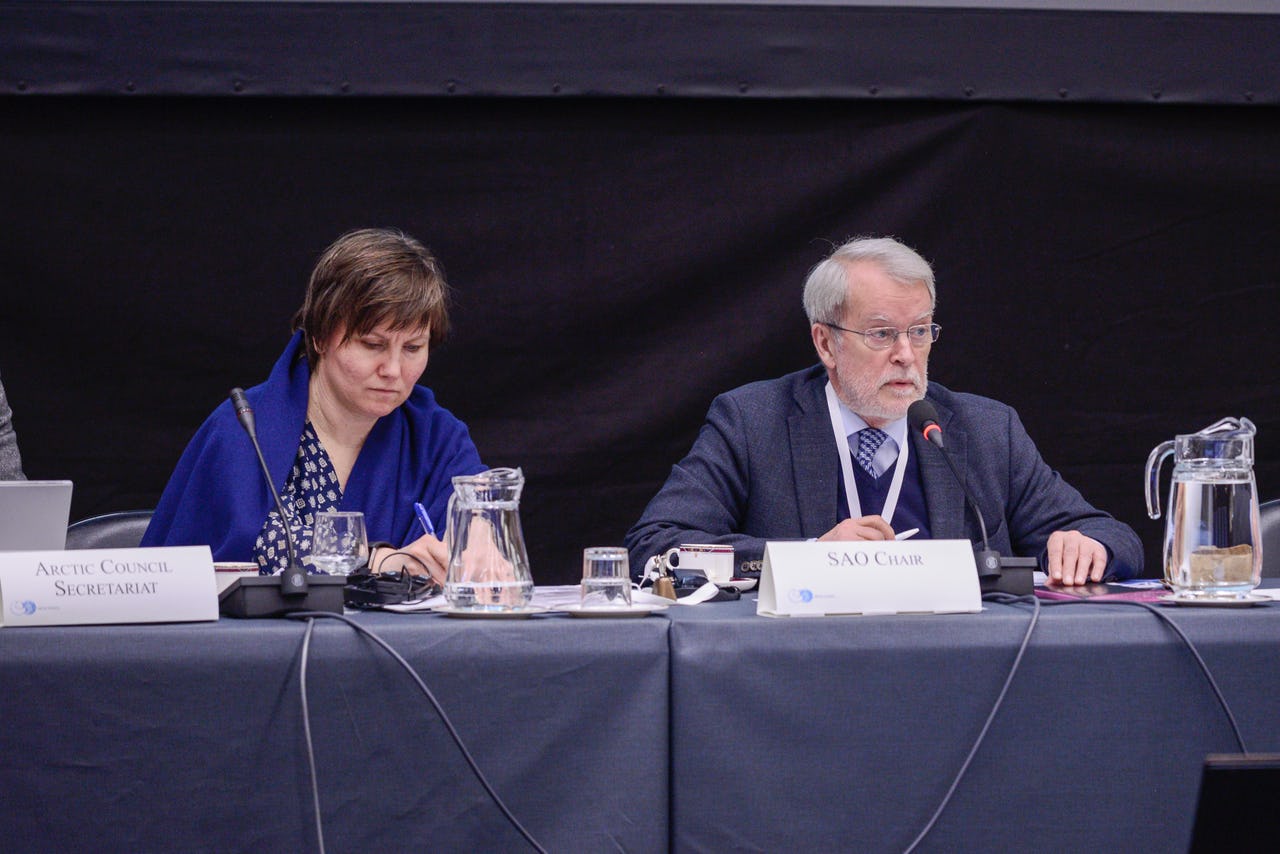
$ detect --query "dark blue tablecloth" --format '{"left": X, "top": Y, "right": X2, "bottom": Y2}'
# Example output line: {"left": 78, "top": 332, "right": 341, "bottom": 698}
{"left": 667, "top": 593, "right": 1280, "bottom": 852}
{"left": 0, "top": 610, "right": 671, "bottom": 852}
{"left": 2, "top": 591, "right": 1277, "bottom": 852}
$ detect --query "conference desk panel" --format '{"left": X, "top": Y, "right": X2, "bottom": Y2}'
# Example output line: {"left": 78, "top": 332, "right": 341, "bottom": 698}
{"left": 0, "top": 612, "right": 671, "bottom": 853}
{"left": 667, "top": 596, "right": 1280, "bottom": 853}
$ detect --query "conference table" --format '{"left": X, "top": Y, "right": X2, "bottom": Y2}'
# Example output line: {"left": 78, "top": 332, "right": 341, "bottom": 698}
{"left": 2, "top": 589, "right": 1277, "bottom": 852}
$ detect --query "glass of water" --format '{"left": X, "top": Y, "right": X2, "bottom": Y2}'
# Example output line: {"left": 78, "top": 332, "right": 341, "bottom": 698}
{"left": 581, "top": 547, "right": 631, "bottom": 608}
{"left": 311, "top": 511, "right": 368, "bottom": 576}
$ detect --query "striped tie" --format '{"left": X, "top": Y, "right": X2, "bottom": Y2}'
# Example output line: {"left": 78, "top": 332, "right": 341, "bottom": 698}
{"left": 854, "top": 428, "right": 890, "bottom": 476}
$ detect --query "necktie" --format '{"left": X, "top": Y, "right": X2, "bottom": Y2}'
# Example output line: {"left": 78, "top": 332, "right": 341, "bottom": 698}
{"left": 854, "top": 428, "right": 890, "bottom": 477}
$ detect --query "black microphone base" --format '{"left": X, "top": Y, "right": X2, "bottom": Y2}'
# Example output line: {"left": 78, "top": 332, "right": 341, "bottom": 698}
{"left": 218, "top": 575, "right": 347, "bottom": 618}
{"left": 979, "top": 556, "right": 1037, "bottom": 596}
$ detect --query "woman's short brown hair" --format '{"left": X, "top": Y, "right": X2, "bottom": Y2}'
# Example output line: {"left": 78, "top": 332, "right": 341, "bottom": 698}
{"left": 293, "top": 228, "right": 451, "bottom": 365}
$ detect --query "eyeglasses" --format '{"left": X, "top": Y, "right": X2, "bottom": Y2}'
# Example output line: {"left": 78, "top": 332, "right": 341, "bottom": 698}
{"left": 823, "top": 322, "right": 941, "bottom": 350}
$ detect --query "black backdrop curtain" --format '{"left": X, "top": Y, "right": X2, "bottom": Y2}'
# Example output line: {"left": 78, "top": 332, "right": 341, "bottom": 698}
{"left": 1, "top": 96, "right": 1277, "bottom": 583}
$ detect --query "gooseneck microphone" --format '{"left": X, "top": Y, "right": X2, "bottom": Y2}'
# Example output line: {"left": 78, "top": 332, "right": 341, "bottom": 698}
{"left": 912, "top": 402, "right": 945, "bottom": 449}
{"left": 907, "top": 399, "right": 1000, "bottom": 579}
{"left": 230, "top": 387, "right": 309, "bottom": 596}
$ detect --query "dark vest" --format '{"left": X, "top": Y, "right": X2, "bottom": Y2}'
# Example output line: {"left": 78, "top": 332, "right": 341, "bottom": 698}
{"left": 838, "top": 444, "right": 931, "bottom": 538}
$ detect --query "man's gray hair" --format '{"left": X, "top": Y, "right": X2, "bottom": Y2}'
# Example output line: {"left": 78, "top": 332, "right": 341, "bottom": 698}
{"left": 802, "top": 236, "right": 936, "bottom": 325}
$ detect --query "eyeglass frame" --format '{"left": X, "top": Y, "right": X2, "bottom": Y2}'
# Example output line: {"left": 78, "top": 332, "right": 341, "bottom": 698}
{"left": 822, "top": 321, "right": 941, "bottom": 350}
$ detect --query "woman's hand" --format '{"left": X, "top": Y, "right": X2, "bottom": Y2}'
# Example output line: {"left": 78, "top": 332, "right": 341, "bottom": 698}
{"left": 372, "top": 533, "right": 449, "bottom": 585}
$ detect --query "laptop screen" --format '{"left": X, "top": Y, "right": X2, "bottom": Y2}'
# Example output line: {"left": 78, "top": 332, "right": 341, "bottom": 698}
{"left": 0, "top": 480, "right": 73, "bottom": 551}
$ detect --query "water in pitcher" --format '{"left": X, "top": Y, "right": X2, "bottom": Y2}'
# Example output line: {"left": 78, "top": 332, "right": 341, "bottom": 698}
{"left": 1163, "top": 473, "right": 1259, "bottom": 597}
{"left": 445, "top": 579, "right": 535, "bottom": 610}
{"left": 444, "top": 505, "right": 534, "bottom": 609}
{"left": 444, "top": 471, "right": 535, "bottom": 611}
{"left": 1147, "top": 416, "right": 1261, "bottom": 599}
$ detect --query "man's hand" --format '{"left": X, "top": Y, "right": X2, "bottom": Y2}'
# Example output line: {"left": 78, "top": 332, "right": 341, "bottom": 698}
{"left": 1046, "top": 530, "right": 1108, "bottom": 585}
{"left": 819, "top": 515, "right": 896, "bottom": 542}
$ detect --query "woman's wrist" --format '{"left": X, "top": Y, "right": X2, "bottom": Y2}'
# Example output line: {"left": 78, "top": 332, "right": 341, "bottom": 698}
{"left": 367, "top": 541, "right": 397, "bottom": 573}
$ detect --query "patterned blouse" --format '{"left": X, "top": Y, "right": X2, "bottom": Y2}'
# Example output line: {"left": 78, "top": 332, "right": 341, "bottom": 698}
{"left": 254, "top": 422, "right": 342, "bottom": 575}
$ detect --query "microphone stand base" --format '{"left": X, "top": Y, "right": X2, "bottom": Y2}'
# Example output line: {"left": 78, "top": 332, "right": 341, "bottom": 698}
{"left": 979, "top": 556, "right": 1037, "bottom": 596}
{"left": 218, "top": 576, "right": 347, "bottom": 618}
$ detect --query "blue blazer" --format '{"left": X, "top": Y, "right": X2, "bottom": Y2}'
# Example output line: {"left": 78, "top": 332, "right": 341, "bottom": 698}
{"left": 625, "top": 365, "right": 1143, "bottom": 579}
{"left": 142, "top": 331, "right": 485, "bottom": 563}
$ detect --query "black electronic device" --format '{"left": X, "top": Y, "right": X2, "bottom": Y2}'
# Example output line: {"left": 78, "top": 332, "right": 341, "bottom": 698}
{"left": 670, "top": 567, "right": 741, "bottom": 601}
{"left": 218, "top": 388, "right": 345, "bottom": 618}
{"left": 907, "top": 400, "right": 1034, "bottom": 595}
{"left": 1189, "top": 753, "right": 1280, "bottom": 853}
{"left": 343, "top": 568, "right": 439, "bottom": 609}
{"left": 219, "top": 574, "right": 345, "bottom": 618}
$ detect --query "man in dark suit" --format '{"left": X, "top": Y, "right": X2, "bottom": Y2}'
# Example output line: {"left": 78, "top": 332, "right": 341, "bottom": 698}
{"left": 625, "top": 236, "right": 1142, "bottom": 585}
{"left": 0, "top": 372, "right": 24, "bottom": 480}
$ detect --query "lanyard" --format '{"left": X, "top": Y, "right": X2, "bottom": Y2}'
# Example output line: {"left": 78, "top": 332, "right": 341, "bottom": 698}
{"left": 825, "top": 381, "right": 909, "bottom": 525}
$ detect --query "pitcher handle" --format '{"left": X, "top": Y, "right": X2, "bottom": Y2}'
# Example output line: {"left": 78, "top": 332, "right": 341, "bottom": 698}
{"left": 1144, "top": 440, "right": 1174, "bottom": 519}
{"left": 444, "top": 491, "right": 460, "bottom": 579}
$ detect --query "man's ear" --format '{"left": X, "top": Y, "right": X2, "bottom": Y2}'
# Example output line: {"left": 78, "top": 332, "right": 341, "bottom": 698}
{"left": 812, "top": 323, "right": 838, "bottom": 370}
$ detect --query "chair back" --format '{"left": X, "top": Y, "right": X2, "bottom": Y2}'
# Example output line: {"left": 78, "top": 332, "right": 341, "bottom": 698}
{"left": 1261, "top": 499, "right": 1280, "bottom": 578}
{"left": 65, "top": 510, "right": 154, "bottom": 550}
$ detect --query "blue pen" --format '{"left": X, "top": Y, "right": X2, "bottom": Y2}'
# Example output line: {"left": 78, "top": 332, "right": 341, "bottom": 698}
{"left": 413, "top": 502, "right": 437, "bottom": 537}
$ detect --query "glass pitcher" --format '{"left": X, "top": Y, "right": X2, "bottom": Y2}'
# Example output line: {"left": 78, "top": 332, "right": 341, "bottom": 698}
{"left": 1145, "top": 417, "right": 1260, "bottom": 598}
{"left": 443, "top": 467, "right": 534, "bottom": 610}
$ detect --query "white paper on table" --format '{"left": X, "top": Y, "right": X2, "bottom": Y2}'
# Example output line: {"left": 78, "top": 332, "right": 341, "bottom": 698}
{"left": 531, "top": 585, "right": 583, "bottom": 609}
{"left": 383, "top": 584, "right": 584, "bottom": 613}
{"left": 382, "top": 593, "right": 446, "bottom": 613}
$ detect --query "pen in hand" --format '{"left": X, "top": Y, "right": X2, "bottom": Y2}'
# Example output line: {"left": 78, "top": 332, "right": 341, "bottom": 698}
{"left": 895, "top": 527, "right": 920, "bottom": 541}
{"left": 414, "top": 502, "right": 437, "bottom": 537}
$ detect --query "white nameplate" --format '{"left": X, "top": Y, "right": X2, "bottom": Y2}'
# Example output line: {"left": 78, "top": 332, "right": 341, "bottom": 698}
{"left": 757, "top": 540, "right": 981, "bottom": 617}
{"left": 0, "top": 546, "right": 218, "bottom": 627}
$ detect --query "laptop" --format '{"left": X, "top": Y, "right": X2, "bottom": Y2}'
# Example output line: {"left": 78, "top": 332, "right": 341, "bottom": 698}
{"left": 0, "top": 480, "right": 73, "bottom": 551}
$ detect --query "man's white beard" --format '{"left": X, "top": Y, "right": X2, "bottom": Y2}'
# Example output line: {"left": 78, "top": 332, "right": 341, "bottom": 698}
{"left": 833, "top": 364, "right": 928, "bottom": 424}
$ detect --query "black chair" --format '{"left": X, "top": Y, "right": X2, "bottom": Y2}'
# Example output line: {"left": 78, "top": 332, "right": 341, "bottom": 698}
{"left": 64, "top": 510, "right": 154, "bottom": 550}
{"left": 1261, "top": 498, "right": 1280, "bottom": 578}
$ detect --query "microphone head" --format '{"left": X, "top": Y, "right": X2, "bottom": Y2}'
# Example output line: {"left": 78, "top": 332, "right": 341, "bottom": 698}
{"left": 908, "top": 399, "right": 944, "bottom": 448}
{"left": 229, "top": 387, "right": 255, "bottom": 436}
{"left": 907, "top": 399, "right": 939, "bottom": 432}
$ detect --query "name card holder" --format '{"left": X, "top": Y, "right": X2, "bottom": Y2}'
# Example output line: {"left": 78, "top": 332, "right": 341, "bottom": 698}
{"left": 0, "top": 546, "right": 218, "bottom": 627}
{"left": 757, "top": 540, "right": 981, "bottom": 617}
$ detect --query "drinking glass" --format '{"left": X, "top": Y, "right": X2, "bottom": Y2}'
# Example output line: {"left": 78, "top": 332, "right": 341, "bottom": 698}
{"left": 311, "top": 511, "right": 368, "bottom": 576}
{"left": 581, "top": 547, "right": 632, "bottom": 608}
